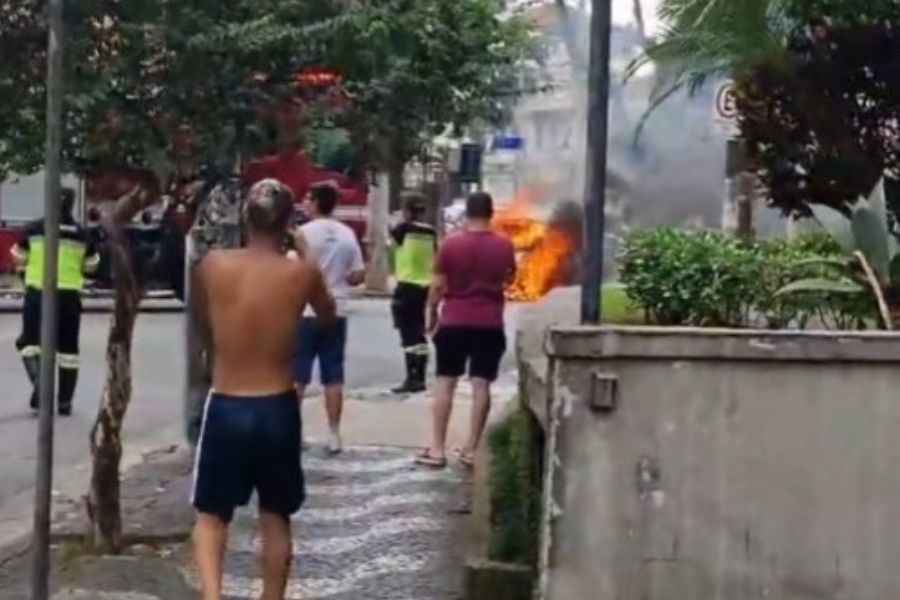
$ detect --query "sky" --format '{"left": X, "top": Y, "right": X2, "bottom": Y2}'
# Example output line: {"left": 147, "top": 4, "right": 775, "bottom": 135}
{"left": 612, "top": 0, "right": 663, "bottom": 34}
{"left": 513, "top": 1, "right": 664, "bottom": 34}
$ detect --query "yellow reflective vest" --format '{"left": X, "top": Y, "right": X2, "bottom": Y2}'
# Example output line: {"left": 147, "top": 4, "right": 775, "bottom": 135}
{"left": 391, "top": 221, "right": 437, "bottom": 288}
{"left": 21, "top": 220, "right": 97, "bottom": 292}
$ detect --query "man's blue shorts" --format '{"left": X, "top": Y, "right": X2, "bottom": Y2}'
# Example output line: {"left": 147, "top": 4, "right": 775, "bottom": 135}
{"left": 191, "top": 391, "right": 304, "bottom": 523}
{"left": 294, "top": 317, "right": 348, "bottom": 386}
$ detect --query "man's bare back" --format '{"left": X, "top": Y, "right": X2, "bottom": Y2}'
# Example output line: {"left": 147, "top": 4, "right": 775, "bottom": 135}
{"left": 197, "top": 246, "right": 335, "bottom": 396}
{"left": 192, "top": 178, "right": 330, "bottom": 600}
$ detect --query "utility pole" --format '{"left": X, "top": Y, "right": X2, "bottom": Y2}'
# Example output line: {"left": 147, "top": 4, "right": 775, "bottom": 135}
{"left": 32, "top": 0, "right": 65, "bottom": 597}
{"left": 723, "top": 139, "right": 755, "bottom": 239}
{"left": 365, "top": 174, "right": 390, "bottom": 292}
{"left": 580, "top": 0, "right": 613, "bottom": 324}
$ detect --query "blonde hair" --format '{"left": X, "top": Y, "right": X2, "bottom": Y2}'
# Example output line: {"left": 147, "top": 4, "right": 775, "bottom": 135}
{"left": 244, "top": 179, "right": 294, "bottom": 236}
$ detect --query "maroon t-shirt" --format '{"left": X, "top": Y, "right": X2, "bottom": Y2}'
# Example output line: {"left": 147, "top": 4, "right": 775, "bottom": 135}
{"left": 436, "top": 230, "right": 516, "bottom": 329}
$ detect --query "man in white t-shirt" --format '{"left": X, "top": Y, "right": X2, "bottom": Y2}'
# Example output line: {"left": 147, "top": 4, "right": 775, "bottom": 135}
{"left": 292, "top": 183, "right": 366, "bottom": 454}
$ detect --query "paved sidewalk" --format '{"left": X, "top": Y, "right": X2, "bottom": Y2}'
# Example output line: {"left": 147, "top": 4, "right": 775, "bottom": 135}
{"left": 184, "top": 445, "right": 470, "bottom": 599}
{"left": 2, "top": 446, "right": 470, "bottom": 600}
{"left": 0, "top": 374, "right": 516, "bottom": 599}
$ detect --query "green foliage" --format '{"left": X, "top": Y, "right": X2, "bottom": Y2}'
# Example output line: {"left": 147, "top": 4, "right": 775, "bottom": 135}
{"left": 488, "top": 407, "right": 541, "bottom": 568}
{"left": 600, "top": 284, "right": 645, "bottom": 325}
{"left": 737, "top": 15, "right": 900, "bottom": 217}
{"left": 778, "top": 180, "right": 900, "bottom": 327}
{"left": 759, "top": 237, "right": 874, "bottom": 330}
{"left": 633, "top": 0, "right": 900, "bottom": 109}
{"left": 317, "top": 0, "right": 532, "bottom": 170}
{"left": 0, "top": 0, "right": 345, "bottom": 180}
{"left": 0, "top": 0, "right": 530, "bottom": 182}
{"left": 627, "top": 0, "right": 792, "bottom": 94}
{"left": 619, "top": 229, "right": 759, "bottom": 327}
{"left": 632, "top": 0, "right": 900, "bottom": 216}
{"left": 619, "top": 228, "right": 876, "bottom": 329}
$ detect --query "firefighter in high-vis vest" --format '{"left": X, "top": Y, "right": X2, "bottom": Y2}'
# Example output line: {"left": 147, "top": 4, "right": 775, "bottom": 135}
{"left": 389, "top": 194, "right": 437, "bottom": 394}
{"left": 11, "top": 189, "right": 100, "bottom": 416}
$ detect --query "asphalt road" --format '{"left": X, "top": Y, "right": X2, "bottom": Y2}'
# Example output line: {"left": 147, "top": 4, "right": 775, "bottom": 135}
{"left": 0, "top": 299, "right": 407, "bottom": 539}
{"left": 0, "top": 295, "right": 522, "bottom": 549}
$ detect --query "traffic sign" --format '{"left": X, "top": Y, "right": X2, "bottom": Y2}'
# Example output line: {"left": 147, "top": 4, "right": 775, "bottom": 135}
{"left": 714, "top": 81, "right": 739, "bottom": 136}
{"left": 492, "top": 135, "right": 524, "bottom": 151}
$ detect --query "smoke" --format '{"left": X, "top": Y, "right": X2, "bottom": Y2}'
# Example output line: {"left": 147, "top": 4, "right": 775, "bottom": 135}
{"left": 498, "top": 6, "right": 782, "bottom": 243}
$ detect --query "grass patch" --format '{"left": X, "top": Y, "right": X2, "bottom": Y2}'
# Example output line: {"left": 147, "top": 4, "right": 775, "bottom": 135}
{"left": 601, "top": 283, "right": 644, "bottom": 325}
{"left": 487, "top": 407, "right": 542, "bottom": 567}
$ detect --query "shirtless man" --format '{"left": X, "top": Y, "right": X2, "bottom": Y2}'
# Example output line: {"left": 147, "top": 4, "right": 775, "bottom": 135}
{"left": 191, "top": 179, "right": 335, "bottom": 600}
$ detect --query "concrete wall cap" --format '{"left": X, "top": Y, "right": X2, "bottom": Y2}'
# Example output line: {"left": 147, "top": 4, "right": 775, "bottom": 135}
{"left": 546, "top": 325, "right": 900, "bottom": 363}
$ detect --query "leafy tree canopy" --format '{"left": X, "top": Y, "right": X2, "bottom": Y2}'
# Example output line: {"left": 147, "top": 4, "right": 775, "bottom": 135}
{"left": 0, "top": 0, "right": 530, "bottom": 185}
{"left": 736, "top": 13, "right": 900, "bottom": 216}
{"left": 311, "top": 0, "right": 531, "bottom": 170}
{"left": 634, "top": 0, "right": 900, "bottom": 215}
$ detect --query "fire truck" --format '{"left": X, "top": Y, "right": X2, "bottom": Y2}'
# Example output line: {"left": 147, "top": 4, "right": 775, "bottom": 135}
{"left": 68, "top": 154, "right": 369, "bottom": 300}
{"left": 0, "top": 68, "right": 370, "bottom": 298}
{"left": 242, "top": 149, "right": 370, "bottom": 243}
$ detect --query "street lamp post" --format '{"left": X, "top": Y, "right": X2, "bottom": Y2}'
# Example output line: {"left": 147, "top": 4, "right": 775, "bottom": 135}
{"left": 580, "top": 0, "right": 613, "bottom": 324}
{"left": 31, "top": 0, "right": 66, "bottom": 597}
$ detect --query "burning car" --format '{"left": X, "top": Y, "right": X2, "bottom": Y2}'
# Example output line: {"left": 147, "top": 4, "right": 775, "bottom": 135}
{"left": 492, "top": 190, "right": 583, "bottom": 302}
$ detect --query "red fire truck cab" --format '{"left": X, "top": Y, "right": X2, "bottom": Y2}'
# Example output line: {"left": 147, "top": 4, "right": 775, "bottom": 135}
{"left": 242, "top": 149, "right": 369, "bottom": 247}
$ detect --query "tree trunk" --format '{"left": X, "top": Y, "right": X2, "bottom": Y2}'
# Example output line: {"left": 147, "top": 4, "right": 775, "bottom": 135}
{"left": 723, "top": 140, "right": 756, "bottom": 240}
{"left": 387, "top": 160, "right": 404, "bottom": 212}
{"left": 365, "top": 173, "right": 391, "bottom": 292}
{"left": 736, "top": 172, "right": 756, "bottom": 240}
{"left": 87, "top": 188, "right": 149, "bottom": 553}
{"left": 632, "top": 0, "right": 648, "bottom": 46}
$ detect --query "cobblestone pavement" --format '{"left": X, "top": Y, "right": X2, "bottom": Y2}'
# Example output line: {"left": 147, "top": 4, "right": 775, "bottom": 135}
{"left": 181, "top": 445, "right": 470, "bottom": 600}
{"left": 27, "top": 445, "right": 469, "bottom": 600}
{"left": 1, "top": 370, "right": 517, "bottom": 600}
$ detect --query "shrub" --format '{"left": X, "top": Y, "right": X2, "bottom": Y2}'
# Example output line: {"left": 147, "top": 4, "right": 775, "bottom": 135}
{"left": 619, "top": 229, "right": 759, "bottom": 327}
{"left": 619, "top": 229, "right": 876, "bottom": 330}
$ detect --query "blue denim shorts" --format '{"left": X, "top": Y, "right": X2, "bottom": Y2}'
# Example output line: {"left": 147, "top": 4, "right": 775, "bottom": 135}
{"left": 294, "top": 317, "right": 348, "bottom": 386}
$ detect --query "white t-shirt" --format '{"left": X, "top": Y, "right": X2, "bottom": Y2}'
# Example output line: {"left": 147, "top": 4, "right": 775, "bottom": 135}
{"left": 301, "top": 217, "right": 365, "bottom": 316}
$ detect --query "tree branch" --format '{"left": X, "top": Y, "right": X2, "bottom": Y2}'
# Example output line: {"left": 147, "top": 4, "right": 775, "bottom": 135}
{"left": 854, "top": 250, "right": 893, "bottom": 330}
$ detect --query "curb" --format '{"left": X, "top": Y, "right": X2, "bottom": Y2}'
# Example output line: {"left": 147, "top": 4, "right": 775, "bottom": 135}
{"left": 50, "top": 529, "right": 193, "bottom": 547}
{"left": 0, "top": 534, "right": 32, "bottom": 569}
{"left": 0, "top": 299, "right": 184, "bottom": 315}
{"left": 0, "top": 441, "right": 193, "bottom": 564}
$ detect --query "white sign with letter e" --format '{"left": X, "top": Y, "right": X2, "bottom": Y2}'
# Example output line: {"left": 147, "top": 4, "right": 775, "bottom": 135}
{"left": 714, "top": 80, "right": 740, "bottom": 137}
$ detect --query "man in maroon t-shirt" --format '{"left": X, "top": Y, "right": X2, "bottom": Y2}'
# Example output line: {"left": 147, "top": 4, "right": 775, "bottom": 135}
{"left": 416, "top": 192, "right": 516, "bottom": 468}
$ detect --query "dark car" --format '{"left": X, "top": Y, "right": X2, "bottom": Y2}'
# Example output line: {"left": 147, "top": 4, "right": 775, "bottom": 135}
{"left": 87, "top": 208, "right": 186, "bottom": 301}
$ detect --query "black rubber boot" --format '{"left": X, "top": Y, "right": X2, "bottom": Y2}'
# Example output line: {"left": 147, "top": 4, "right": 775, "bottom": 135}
{"left": 407, "top": 354, "right": 428, "bottom": 394}
{"left": 58, "top": 367, "right": 78, "bottom": 417}
{"left": 391, "top": 353, "right": 416, "bottom": 394}
{"left": 22, "top": 355, "right": 40, "bottom": 412}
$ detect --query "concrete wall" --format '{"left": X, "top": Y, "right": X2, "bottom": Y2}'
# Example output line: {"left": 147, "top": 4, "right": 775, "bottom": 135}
{"left": 531, "top": 326, "right": 900, "bottom": 600}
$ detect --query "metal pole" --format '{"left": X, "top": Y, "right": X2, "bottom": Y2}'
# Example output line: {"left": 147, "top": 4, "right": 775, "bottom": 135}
{"left": 31, "top": 0, "right": 65, "bottom": 597}
{"left": 580, "top": 0, "right": 613, "bottom": 324}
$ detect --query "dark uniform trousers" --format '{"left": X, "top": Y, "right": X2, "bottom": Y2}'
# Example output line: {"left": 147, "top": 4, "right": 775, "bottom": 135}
{"left": 16, "top": 288, "right": 82, "bottom": 412}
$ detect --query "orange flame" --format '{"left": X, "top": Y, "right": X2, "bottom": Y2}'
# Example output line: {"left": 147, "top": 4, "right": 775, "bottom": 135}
{"left": 492, "top": 191, "right": 576, "bottom": 302}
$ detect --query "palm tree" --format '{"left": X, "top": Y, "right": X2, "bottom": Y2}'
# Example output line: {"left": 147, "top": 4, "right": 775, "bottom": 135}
{"left": 621, "top": 0, "right": 796, "bottom": 237}
{"left": 632, "top": 0, "right": 649, "bottom": 46}
{"left": 628, "top": 0, "right": 794, "bottom": 123}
